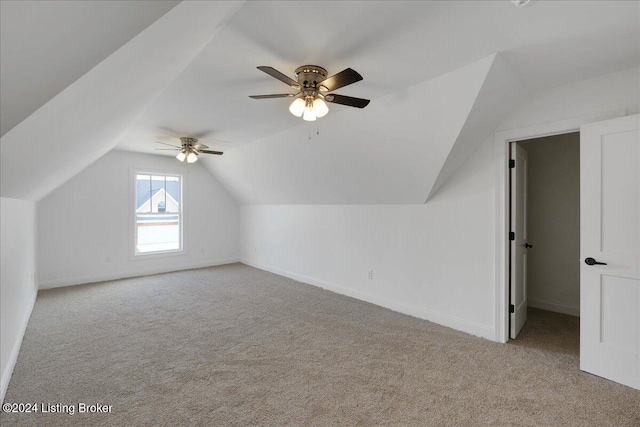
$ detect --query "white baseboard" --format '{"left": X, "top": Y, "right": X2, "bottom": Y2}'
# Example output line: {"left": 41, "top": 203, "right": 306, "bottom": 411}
{"left": 1, "top": 290, "right": 37, "bottom": 404}
{"left": 241, "top": 258, "right": 495, "bottom": 341}
{"left": 528, "top": 297, "right": 580, "bottom": 317}
{"left": 38, "top": 257, "right": 240, "bottom": 289}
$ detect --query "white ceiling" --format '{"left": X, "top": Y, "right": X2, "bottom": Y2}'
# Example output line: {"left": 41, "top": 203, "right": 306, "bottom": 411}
{"left": 205, "top": 53, "right": 528, "bottom": 204}
{"left": 117, "top": 0, "right": 639, "bottom": 155}
{"left": 0, "top": 0, "right": 180, "bottom": 137}
{"left": 1, "top": 1, "right": 638, "bottom": 203}
{"left": 1, "top": 1, "right": 243, "bottom": 201}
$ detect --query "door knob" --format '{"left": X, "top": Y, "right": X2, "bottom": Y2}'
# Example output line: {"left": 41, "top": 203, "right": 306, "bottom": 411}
{"left": 524, "top": 243, "right": 533, "bottom": 249}
{"left": 585, "top": 257, "right": 607, "bottom": 266}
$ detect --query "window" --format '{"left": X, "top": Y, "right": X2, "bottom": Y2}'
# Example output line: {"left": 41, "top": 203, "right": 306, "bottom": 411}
{"left": 135, "top": 173, "right": 182, "bottom": 255}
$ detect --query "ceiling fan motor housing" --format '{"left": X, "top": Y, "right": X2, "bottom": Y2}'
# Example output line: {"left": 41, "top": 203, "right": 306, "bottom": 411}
{"left": 295, "top": 65, "right": 328, "bottom": 95}
{"left": 180, "top": 136, "right": 198, "bottom": 148}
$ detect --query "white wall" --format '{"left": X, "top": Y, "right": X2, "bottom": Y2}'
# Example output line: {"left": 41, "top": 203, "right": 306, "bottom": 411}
{"left": 240, "top": 67, "right": 640, "bottom": 341}
{"left": 242, "top": 137, "right": 497, "bottom": 339}
{"left": 519, "top": 134, "right": 580, "bottom": 316}
{"left": 38, "top": 150, "right": 239, "bottom": 288}
{"left": 1, "top": 197, "right": 37, "bottom": 402}
{"left": 497, "top": 67, "right": 639, "bottom": 131}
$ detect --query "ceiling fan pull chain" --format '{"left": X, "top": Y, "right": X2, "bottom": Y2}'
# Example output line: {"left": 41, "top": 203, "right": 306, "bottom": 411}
{"left": 306, "top": 126, "right": 319, "bottom": 140}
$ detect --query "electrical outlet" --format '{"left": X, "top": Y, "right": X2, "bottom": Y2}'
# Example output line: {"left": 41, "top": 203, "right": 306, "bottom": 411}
{"left": 105, "top": 256, "right": 111, "bottom": 263}
{"left": 368, "top": 270, "right": 373, "bottom": 280}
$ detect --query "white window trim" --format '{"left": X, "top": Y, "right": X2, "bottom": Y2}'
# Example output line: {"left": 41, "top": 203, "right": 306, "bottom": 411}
{"left": 129, "top": 167, "right": 188, "bottom": 260}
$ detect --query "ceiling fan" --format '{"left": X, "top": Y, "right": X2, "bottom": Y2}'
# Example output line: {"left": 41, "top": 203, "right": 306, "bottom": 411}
{"left": 155, "top": 137, "right": 223, "bottom": 163}
{"left": 249, "top": 65, "right": 370, "bottom": 121}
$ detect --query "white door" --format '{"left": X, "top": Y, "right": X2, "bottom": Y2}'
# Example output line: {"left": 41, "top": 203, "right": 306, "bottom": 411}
{"left": 510, "top": 143, "right": 529, "bottom": 339}
{"left": 580, "top": 114, "right": 640, "bottom": 390}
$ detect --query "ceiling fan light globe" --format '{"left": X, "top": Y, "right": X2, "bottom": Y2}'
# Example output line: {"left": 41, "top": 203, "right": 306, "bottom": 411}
{"left": 313, "top": 98, "right": 329, "bottom": 118}
{"left": 186, "top": 152, "right": 198, "bottom": 163}
{"left": 303, "top": 106, "right": 316, "bottom": 121}
{"left": 176, "top": 151, "right": 187, "bottom": 162}
{"left": 289, "top": 98, "right": 305, "bottom": 117}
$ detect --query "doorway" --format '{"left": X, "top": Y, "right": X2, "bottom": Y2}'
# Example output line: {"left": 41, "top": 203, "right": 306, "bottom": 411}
{"left": 493, "top": 110, "right": 625, "bottom": 344}
{"left": 508, "top": 132, "right": 580, "bottom": 342}
{"left": 495, "top": 112, "right": 639, "bottom": 390}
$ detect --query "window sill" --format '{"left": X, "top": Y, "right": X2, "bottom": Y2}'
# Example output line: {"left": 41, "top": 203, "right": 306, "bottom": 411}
{"left": 130, "top": 248, "right": 186, "bottom": 261}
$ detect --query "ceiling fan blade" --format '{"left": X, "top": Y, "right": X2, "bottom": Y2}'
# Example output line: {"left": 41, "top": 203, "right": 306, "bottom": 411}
{"left": 155, "top": 148, "right": 180, "bottom": 151}
{"left": 200, "top": 150, "right": 224, "bottom": 155}
{"left": 257, "top": 66, "right": 300, "bottom": 89}
{"left": 193, "top": 143, "right": 209, "bottom": 150}
{"left": 317, "top": 68, "right": 363, "bottom": 92}
{"left": 155, "top": 141, "right": 180, "bottom": 148}
{"left": 191, "top": 130, "right": 216, "bottom": 139}
{"left": 249, "top": 93, "right": 296, "bottom": 99}
{"left": 325, "top": 94, "right": 370, "bottom": 109}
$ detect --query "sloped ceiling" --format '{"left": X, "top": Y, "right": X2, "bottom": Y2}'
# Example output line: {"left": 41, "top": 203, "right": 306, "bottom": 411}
{"left": 428, "top": 55, "right": 529, "bottom": 201}
{"left": 205, "top": 54, "right": 525, "bottom": 204}
{"left": 1, "top": 1, "right": 638, "bottom": 204}
{"left": 0, "top": 0, "right": 180, "bottom": 137}
{"left": 0, "top": 1, "right": 244, "bottom": 201}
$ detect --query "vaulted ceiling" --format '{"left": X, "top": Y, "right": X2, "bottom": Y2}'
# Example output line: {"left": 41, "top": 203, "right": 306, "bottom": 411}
{"left": 1, "top": 1, "right": 638, "bottom": 203}
{"left": 0, "top": 0, "right": 180, "bottom": 137}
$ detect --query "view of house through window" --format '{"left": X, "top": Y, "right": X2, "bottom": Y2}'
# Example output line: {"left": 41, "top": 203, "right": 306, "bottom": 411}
{"left": 135, "top": 173, "right": 182, "bottom": 254}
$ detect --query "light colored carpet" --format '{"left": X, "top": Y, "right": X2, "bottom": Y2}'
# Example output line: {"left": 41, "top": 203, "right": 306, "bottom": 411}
{"left": 1, "top": 263, "right": 638, "bottom": 426}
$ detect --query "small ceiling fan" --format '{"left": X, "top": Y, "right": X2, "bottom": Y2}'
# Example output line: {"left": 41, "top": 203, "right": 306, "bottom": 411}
{"left": 155, "top": 137, "right": 223, "bottom": 163}
{"left": 249, "top": 65, "right": 370, "bottom": 121}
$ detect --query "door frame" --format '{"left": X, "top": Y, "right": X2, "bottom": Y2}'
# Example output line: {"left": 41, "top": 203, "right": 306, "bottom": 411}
{"left": 493, "top": 110, "right": 625, "bottom": 343}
